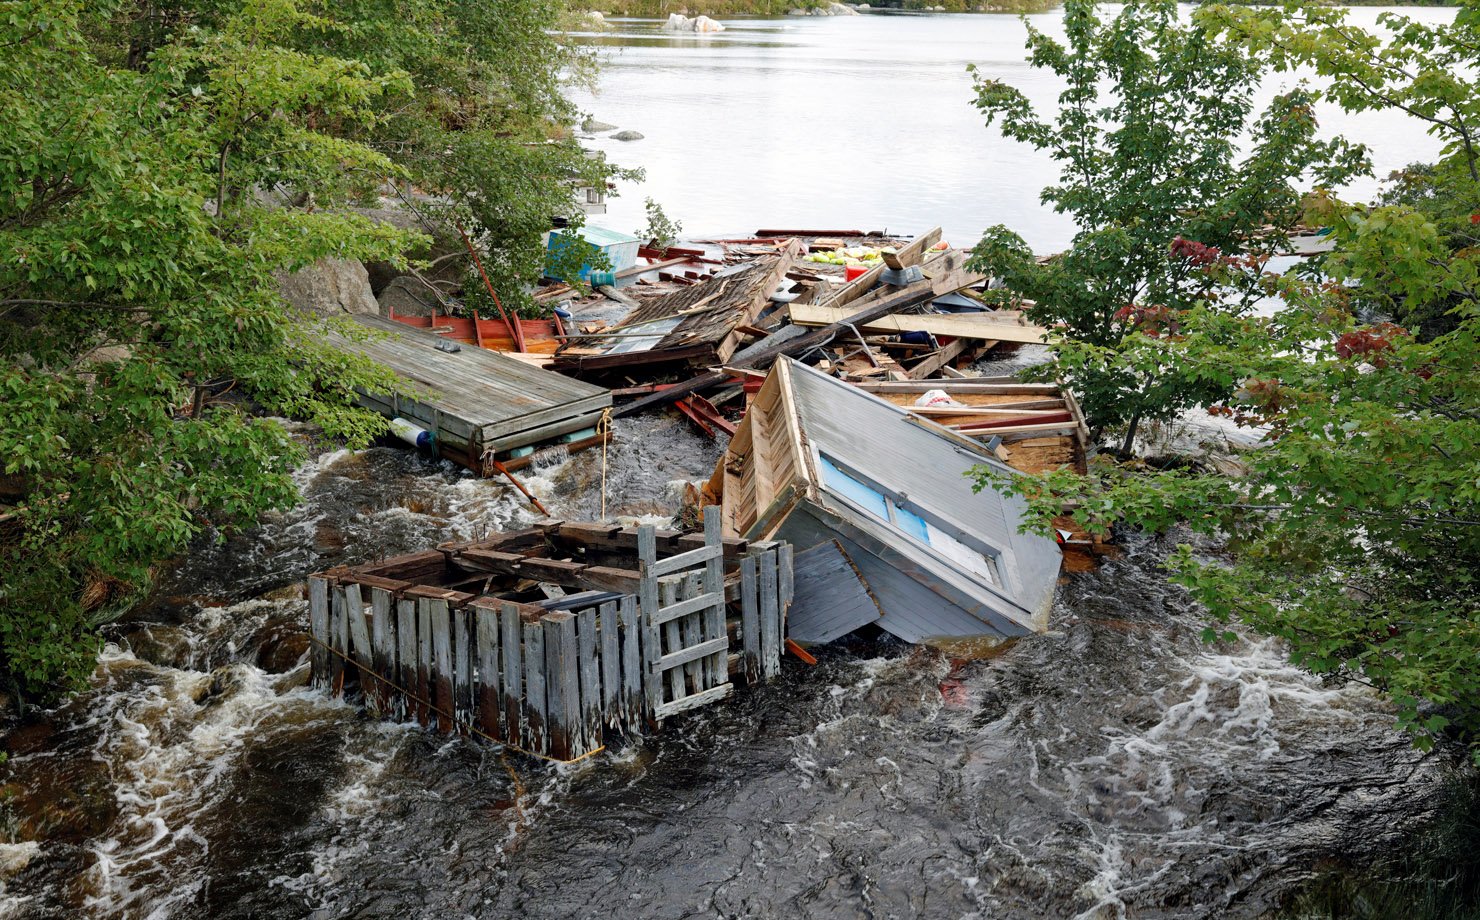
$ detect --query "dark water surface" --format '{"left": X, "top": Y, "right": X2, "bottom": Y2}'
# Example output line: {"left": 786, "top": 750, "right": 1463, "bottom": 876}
{"left": 0, "top": 412, "right": 1450, "bottom": 918}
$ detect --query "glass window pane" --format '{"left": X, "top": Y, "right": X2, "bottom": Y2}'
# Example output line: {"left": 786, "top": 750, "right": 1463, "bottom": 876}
{"left": 894, "top": 504, "right": 930, "bottom": 542}
{"left": 818, "top": 455, "right": 889, "bottom": 521}
{"left": 925, "top": 521, "right": 999, "bottom": 585}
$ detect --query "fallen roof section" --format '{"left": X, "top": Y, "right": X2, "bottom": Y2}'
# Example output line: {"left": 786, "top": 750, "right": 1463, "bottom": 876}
{"left": 710, "top": 357, "right": 1063, "bottom": 645}
{"left": 555, "top": 239, "right": 804, "bottom": 376}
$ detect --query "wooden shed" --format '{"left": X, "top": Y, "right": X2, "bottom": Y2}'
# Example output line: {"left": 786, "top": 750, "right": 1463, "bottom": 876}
{"left": 328, "top": 314, "right": 611, "bottom": 474}
{"left": 706, "top": 358, "right": 1064, "bottom": 646}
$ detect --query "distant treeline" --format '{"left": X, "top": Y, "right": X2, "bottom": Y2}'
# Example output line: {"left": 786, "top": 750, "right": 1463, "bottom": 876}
{"left": 594, "top": 0, "right": 1061, "bottom": 16}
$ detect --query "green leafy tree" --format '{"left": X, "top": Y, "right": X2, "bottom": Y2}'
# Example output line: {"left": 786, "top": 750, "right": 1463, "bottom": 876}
{"left": 968, "top": 0, "right": 1367, "bottom": 451}
{"left": 975, "top": 0, "right": 1480, "bottom": 760}
{"left": 0, "top": 0, "right": 417, "bottom": 700}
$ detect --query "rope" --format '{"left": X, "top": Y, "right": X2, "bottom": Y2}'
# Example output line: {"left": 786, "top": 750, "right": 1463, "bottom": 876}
{"left": 598, "top": 406, "right": 613, "bottom": 521}
{"left": 308, "top": 634, "right": 607, "bottom": 767}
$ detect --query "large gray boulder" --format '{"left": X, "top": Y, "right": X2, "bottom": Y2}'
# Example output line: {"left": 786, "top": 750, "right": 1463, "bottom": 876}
{"left": 276, "top": 258, "right": 379, "bottom": 316}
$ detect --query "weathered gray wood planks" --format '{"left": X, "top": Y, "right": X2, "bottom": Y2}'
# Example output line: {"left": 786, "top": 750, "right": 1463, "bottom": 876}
{"left": 309, "top": 514, "right": 792, "bottom": 762}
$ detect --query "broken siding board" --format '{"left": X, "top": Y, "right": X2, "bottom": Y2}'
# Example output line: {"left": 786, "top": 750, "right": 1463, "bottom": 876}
{"left": 474, "top": 600, "right": 502, "bottom": 740}
{"left": 759, "top": 549, "right": 780, "bottom": 680}
{"left": 599, "top": 601, "right": 621, "bottom": 723}
{"left": 577, "top": 607, "right": 602, "bottom": 755}
{"left": 454, "top": 605, "right": 474, "bottom": 728}
{"left": 396, "top": 598, "right": 417, "bottom": 722}
{"left": 370, "top": 586, "right": 395, "bottom": 714}
{"left": 500, "top": 603, "right": 523, "bottom": 744}
{"left": 787, "top": 540, "right": 882, "bottom": 645}
{"left": 619, "top": 595, "right": 643, "bottom": 726}
{"left": 739, "top": 554, "right": 761, "bottom": 682}
{"left": 309, "top": 576, "right": 330, "bottom": 689}
{"left": 522, "top": 619, "right": 547, "bottom": 753}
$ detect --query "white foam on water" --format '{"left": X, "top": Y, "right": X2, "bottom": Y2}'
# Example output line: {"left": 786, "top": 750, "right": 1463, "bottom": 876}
{"left": 1048, "top": 636, "right": 1397, "bottom": 917}
{"left": 76, "top": 643, "right": 357, "bottom": 919}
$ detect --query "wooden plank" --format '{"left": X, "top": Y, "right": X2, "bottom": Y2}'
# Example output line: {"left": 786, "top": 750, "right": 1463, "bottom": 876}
{"left": 619, "top": 595, "right": 642, "bottom": 729}
{"left": 544, "top": 612, "right": 580, "bottom": 761}
{"left": 652, "top": 590, "right": 726, "bottom": 625}
{"left": 330, "top": 584, "right": 348, "bottom": 693}
{"left": 453, "top": 604, "right": 473, "bottom": 730}
{"left": 344, "top": 588, "right": 370, "bottom": 674}
{"left": 881, "top": 227, "right": 944, "bottom": 272}
{"left": 788, "top": 303, "right": 1048, "bottom": 344}
{"left": 598, "top": 601, "right": 620, "bottom": 727}
{"left": 396, "top": 598, "right": 416, "bottom": 722}
{"left": 430, "top": 598, "right": 453, "bottom": 733}
{"left": 577, "top": 607, "right": 601, "bottom": 757}
{"left": 759, "top": 549, "right": 780, "bottom": 680}
{"left": 740, "top": 554, "right": 761, "bottom": 684}
{"left": 417, "top": 598, "right": 433, "bottom": 726}
{"left": 500, "top": 602, "right": 523, "bottom": 744}
{"left": 906, "top": 337, "right": 975, "bottom": 380}
{"left": 680, "top": 571, "right": 705, "bottom": 693}
{"left": 369, "top": 586, "right": 395, "bottom": 715}
{"left": 637, "top": 526, "right": 663, "bottom": 720}
{"left": 522, "top": 618, "right": 547, "bottom": 753}
{"left": 702, "top": 506, "right": 727, "bottom": 693}
{"left": 779, "top": 542, "right": 795, "bottom": 615}
{"left": 659, "top": 577, "right": 684, "bottom": 705}
{"left": 308, "top": 575, "right": 330, "bottom": 689}
{"left": 658, "top": 637, "right": 729, "bottom": 671}
{"left": 646, "top": 543, "right": 723, "bottom": 578}
{"left": 653, "top": 683, "right": 732, "bottom": 720}
{"left": 475, "top": 601, "right": 502, "bottom": 741}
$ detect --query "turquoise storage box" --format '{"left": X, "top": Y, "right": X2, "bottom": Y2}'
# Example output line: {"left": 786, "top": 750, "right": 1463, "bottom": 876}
{"left": 546, "top": 225, "right": 641, "bottom": 281}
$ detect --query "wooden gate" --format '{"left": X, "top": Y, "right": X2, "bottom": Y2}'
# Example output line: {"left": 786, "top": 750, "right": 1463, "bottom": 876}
{"left": 639, "top": 506, "right": 733, "bottom": 720}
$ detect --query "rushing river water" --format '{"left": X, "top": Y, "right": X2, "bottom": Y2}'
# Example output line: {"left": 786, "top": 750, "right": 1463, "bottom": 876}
{"left": 574, "top": 7, "right": 1455, "bottom": 251}
{"left": 0, "top": 8, "right": 1468, "bottom": 918}
{"left": 0, "top": 408, "right": 1454, "bottom": 917}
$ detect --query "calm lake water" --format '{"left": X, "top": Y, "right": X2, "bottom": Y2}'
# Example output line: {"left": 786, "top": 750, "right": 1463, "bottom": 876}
{"left": 574, "top": 6, "right": 1454, "bottom": 251}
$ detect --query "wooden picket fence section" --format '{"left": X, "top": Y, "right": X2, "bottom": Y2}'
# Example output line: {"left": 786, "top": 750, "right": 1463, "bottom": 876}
{"left": 307, "top": 507, "right": 792, "bottom": 762}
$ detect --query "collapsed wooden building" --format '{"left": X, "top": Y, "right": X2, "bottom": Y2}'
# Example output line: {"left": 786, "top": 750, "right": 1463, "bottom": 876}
{"left": 553, "top": 240, "right": 805, "bottom": 377}
{"left": 308, "top": 509, "right": 793, "bottom": 762}
{"left": 705, "top": 358, "right": 1067, "bottom": 646}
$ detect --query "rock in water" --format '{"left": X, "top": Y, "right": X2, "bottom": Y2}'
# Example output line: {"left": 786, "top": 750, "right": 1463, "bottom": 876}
{"left": 829, "top": 2, "right": 859, "bottom": 13}
{"left": 582, "top": 116, "right": 617, "bottom": 133}
{"left": 662, "top": 12, "right": 725, "bottom": 31}
{"left": 274, "top": 258, "right": 379, "bottom": 316}
{"left": 611, "top": 130, "right": 645, "bottom": 141}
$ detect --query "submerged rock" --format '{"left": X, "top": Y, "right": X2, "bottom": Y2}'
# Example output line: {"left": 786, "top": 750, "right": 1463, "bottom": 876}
{"left": 610, "top": 130, "right": 645, "bottom": 141}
